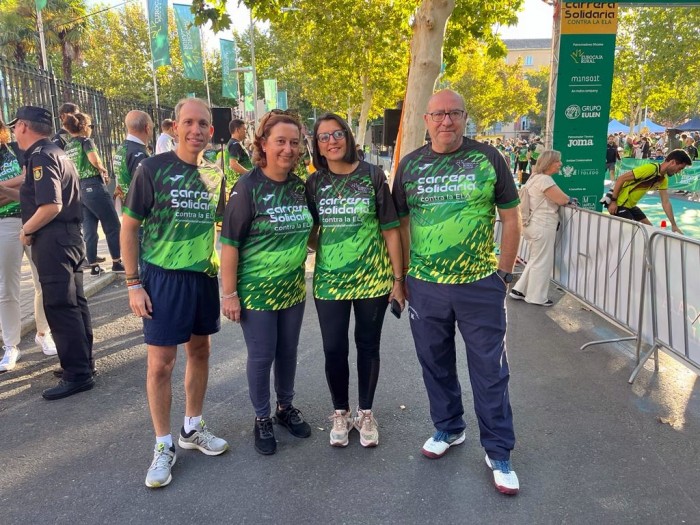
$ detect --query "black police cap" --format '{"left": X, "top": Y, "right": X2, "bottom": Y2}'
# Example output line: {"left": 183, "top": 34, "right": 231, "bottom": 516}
{"left": 8, "top": 106, "right": 53, "bottom": 128}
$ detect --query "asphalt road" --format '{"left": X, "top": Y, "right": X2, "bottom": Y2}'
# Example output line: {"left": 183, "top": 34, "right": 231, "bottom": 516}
{"left": 1, "top": 280, "right": 699, "bottom": 524}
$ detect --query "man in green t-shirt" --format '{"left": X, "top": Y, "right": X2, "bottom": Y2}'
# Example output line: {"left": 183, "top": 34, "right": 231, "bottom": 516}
{"left": 121, "top": 98, "right": 228, "bottom": 489}
{"left": 393, "top": 90, "right": 522, "bottom": 495}
{"left": 114, "top": 110, "right": 152, "bottom": 201}
{"left": 607, "top": 149, "right": 692, "bottom": 233}
{"left": 224, "top": 119, "right": 252, "bottom": 191}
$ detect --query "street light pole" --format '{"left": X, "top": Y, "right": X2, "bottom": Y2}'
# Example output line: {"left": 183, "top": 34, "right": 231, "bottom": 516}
{"left": 249, "top": 9, "right": 258, "bottom": 126}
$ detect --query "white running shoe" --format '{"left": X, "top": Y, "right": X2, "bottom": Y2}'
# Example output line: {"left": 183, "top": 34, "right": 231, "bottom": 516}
{"left": 485, "top": 455, "right": 520, "bottom": 495}
{"left": 145, "top": 443, "right": 176, "bottom": 488}
{"left": 354, "top": 408, "right": 379, "bottom": 447}
{"left": 421, "top": 430, "right": 466, "bottom": 459}
{"left": 329, "top": 409, "right": 353, "bottom": 447}
{"left": 0, "top": 346, "right": 20, "bottom": 372}
{"left": 36, "top": 333, "right": 58, "bottom": 356}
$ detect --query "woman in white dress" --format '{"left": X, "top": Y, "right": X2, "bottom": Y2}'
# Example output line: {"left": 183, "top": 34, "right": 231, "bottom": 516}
{"left": 509, "top": 150, "right": 570, "bottom": 306}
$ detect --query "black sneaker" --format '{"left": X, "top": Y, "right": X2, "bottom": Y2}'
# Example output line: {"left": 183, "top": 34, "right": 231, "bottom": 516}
{"left": 111, "top": 260, "right": 126, "bottom": 273}
{"left": 254, "top": 417, "right": 276, "bottom": 455}
{"left": 508, "top": 290, "right": 525, "bottom": 300}
{"left": 90, "top": 265, "right": 102, "bottom": 276}
{"left": 275, "top": 405, "right": 311, "bottom": 438}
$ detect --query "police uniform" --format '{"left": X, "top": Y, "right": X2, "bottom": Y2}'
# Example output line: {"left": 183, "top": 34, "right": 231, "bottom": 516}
{"left": 17, "top": 115, "right": 94, "bottom": 389}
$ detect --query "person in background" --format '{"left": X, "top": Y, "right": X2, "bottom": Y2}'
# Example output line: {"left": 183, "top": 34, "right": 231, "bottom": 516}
{"left": 114, "top": 110, "right": 153, "bottom": 202}
{"left": 0, "top": 116, "right": 57, "bottom": 372}
{"left": 155, "top": 119, "right": 176, "bottom": 154}
{"left": 220, "top": 110, "right": 313, "bottom": 456}
{"left": 63, "top": 113, "right": 124, "bottom": 274}
{"left": 606, "top": 135, "right": 621, "bottom": 181}
{"left": 509, "top": 150, "right": 570, "bottom": 306}
{"left": 225, "top": 119, "right": 253, "bottom": 191}
{"left": 51, "top": 102, "right": 79, "bottom": 150}
{"left": 683, "top": 136, "right": 698, "bottom": 161}
{"left": 306, "top": 113, "right": 404, "bottom": 448}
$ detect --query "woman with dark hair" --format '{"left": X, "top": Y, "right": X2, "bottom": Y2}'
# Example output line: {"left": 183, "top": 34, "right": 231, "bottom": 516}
{"left": 0, "top": 117, "right": 56, "bottom": 372}
{"left": 64, "top": 113, "right": 124, "bottom": 274}
{"left": 220, "top": 110, "right": 314, "bottom": 456}
{"left": 306, "top": 113, "right": 404, "bottom": 448}
{"left": 509, "top": 150, "right": 570, "bottom": 306}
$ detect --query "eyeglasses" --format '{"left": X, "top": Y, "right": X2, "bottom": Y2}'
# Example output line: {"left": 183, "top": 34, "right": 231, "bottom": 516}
{"left": 425, "top": 110, "right": 465, "bottom": 123}
{"left": 317, "top": 130, "right": 346, "bottom": 143}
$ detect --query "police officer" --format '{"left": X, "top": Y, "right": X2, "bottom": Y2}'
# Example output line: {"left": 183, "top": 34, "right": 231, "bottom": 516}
{"left": 11, "top": 106, "right": 95, "bottom": 400}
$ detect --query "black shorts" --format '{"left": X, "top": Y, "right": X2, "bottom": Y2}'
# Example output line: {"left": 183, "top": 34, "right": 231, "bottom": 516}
{"left": 615, "top": 206, "right": 647, "bottom": 222}
{"left": 141, "top": 262, "right": 221, "bottom": 346}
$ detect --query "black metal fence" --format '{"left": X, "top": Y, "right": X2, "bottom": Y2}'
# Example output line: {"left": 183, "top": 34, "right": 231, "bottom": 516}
{"left": 0, "top": 57, "right": 173, "bottom": 175}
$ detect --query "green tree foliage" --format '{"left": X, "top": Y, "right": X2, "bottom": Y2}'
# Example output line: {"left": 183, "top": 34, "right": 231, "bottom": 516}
{"left": 525, "top": 66, "right": 549, "bottom": 132}
{"left": 611, "top": 6, "right": 700, "bottom": 128}
{"left": 445, "top": 43, "right": 539, "bottom": 133}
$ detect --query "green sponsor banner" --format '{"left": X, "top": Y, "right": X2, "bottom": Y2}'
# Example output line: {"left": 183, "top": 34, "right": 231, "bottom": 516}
{"left": 244, "top": 71, "right": 254, "bottom": 112}
{"left": 553, "top": 3, "right": 618, "bottom": 211}
{"left": 35, "top": 0, "right": 47, "bottom": 10}
{"left": 147, "top": 0, "right": 170, "bottom": 68}
{"left": 173, "top": 4, "right": 204, "bottom": 81}
{"left": 277, "top": 91, "right": 288, "bottom": 111}
{"left": 615, "top": 158, "right": 700, "bottom": 192}
{"left": 263, "top": 79, "right": 277, "bottom": 111}
{"left": 220, "top": 39, "right": 238, "bottom": 99}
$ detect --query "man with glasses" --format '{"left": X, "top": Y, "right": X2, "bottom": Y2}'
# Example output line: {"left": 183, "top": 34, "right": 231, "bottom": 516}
{"left": 12, "top": 106, "right": 95, "bottom": 400}
{"left": 393, "top": 90, "right": 522, "bottom": 495}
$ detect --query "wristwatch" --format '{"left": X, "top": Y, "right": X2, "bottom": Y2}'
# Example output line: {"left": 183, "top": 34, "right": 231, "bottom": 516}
{"left": 496, "top": 269, "right": 513, "bottom": 283}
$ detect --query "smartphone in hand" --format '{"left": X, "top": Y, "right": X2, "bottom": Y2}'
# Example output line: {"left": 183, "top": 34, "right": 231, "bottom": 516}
{"left": 390, "top": 299, "right": 402, "bottom": 319}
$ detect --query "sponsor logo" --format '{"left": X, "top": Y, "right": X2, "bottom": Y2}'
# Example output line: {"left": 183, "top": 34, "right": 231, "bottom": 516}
{"left": 567, "top": 138, "right": 594, "bottom": 147}
{"left": 320, "top": 184, "right": 333, "bottom": 192}
{"left": 262, "top": 194, "right": 275, "bottom": 202}
{"left": 416, "top": 164, "right": 431, "bottom": 171}
{"left": 565, "top": 105, "right": 581, "bottom": 119}
{"left": 561, "top": 165, "right": 577, "bottom": 178}
{"left": 134, "top": 152, "right": 144, "bottom": 158}
{"left": 565, "top": 104, "right": 601, "bottom": 120}
{"left": 169, "top": 174, "right": 184, "bottom": 182}
{"left": 571, "top": 49, "right": 604, "bottom": 64}
{"left": 170, "top": 188, "right": 212, "bottom": 210}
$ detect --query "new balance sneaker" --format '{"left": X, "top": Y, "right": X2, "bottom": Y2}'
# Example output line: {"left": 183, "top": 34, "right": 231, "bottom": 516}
{"left": 485, "top": 455, "right": 520, "bottom": 495}
{"left": 421, "top": 430, "right": 466, "bottom": 459}
{"left": 35, "top": 333, "right": 57, "bottom": 356}
{"left": 354, "top": 408, "right": 379, "bottom": 447}
{"left": 0, "top": 346, "right": 20, "bottom": 372}
{"left": 178, "top": 420, "right": 229, "bottom": 456}
{"left": 275, "top": 405, "right": 311, "bottom": 438}
{"left": 111, "top": 260, "right": 126, "bottom": 273}
{"left": 145, "top": 443, "right": 176, "bottom": 488}
{"left": 509, "top": 289, "right": 525, "bottom": 301}
{"left": 329, "top": 409, "right": 353, "bottom": 447}
{"left": 254, "top": 417, "right": 277, "bottom": 455}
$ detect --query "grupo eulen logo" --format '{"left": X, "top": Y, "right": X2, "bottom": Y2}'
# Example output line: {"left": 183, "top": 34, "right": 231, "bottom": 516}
{"left": 565, "top": 105, "right": 581, "bottom": 120}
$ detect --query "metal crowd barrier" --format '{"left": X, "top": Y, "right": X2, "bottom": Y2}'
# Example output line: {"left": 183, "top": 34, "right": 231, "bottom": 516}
{"left": 628, "top": 231, "right": 700, "bottom": 382}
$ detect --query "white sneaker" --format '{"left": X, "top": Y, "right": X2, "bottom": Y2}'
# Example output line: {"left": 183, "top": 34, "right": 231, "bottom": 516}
{"left": 421, "top": 430, "right": 466, "bottom": 459}
{"left": 36, "top": 333, "right": 58, "bottom": 356}
{"left": 145, "top": 443, "right": 177, "bottom": 488}
{"left": 485, "top": 455, "right": 520, "bottom": 495}
{"left": 354, "top": 408, "right": 379, "bottom": 447}
{"left": 329, "top": 409, "right": 353, "bottom": 447}
{"left": 0, "top": 346, "right": 21, "bottom": 372}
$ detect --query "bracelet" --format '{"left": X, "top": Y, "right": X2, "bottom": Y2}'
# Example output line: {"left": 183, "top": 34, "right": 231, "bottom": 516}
{"left": 127, "top": 283, "right": 143, "bottom": 290}
{"left": 126, "top": 279, "right": 141, "bottom": 286}
{"left": 394, "top": 275, "right": 405, "bottom": 282}
{"left": 126, "top": 274, "right": 139, "bottom": 280}
{"left": 222, "top": 290, "right": 238, "bottom": 299}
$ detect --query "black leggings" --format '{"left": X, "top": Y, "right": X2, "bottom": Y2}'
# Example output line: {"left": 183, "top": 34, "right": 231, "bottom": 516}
{"left": 314, "top": 294, "right": 389, "bottom": 411}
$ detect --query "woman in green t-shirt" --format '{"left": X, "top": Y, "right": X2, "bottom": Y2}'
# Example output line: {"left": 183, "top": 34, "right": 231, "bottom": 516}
{"left": 306, "top": 113, "right": 405, "bottom": 448}
{"left": 64, "top": 113, "right": 124, "bottom": 274}
{"left": 220, "top": 110, "right": 314, "bottom": 456}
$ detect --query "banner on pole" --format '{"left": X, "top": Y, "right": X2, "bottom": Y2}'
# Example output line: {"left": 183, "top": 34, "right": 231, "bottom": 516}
{"left": 263, "top": 79, "right": 278, "bottom": 111}
{"left": 173, "top": 4, "right": 204, "bottom": 81}
{"left": 552, "top": 2, "right": 618, "bottom": 211}
{"left": 35, "top": 0, "right": 47, "bottom": 10}
{"left": 147, "top": 0, "right": 170, "bottom": 68}
{"left": 220, "top": 39, "right": 238, "bottom": 99}
{"left": 277, "top": 91, "right": 288, "bottom": 111}
{"left": 244, "top": 71, "right": 255, "bottom": 112}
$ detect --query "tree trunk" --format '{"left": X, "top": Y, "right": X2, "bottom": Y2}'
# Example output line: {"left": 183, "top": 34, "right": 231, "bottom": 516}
{"left": 62, "top": 38, "right": 73, "bottom": 83}
{"left": 357, "top": 74, "right": 373, "bottom": 147}
{"left": 397, "top": 0, "right": 455, "bottom": 165}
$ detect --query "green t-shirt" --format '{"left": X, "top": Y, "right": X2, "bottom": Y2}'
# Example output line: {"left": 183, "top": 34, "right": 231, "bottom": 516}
{"left": 123, "top": 151, "right": 224, "bottom": 276}
{"left": 517, "top": 146, "right": 529, "bottom": 162}
{"left": 306, "top": 162, "right": 399, "bottom": 300}
{"left": 113, "top": 138, "right": 149, "bottom": 197}
{"left": 0, "top": 144, "right": 21, "bottom": 218}
{"left": 220, "top": 167, "right": 313, "bottom": 311}
{"left": 617, "top": 162, "right": 667, "bottom": 209}
{"left": 64, "top": 137, "right": 100, "bottom": 179}
{"left": 224, "top": 138, "right": 252, "bottom": 192}
{"left": 392, "top": 139, "right": 520, "bottom": 284}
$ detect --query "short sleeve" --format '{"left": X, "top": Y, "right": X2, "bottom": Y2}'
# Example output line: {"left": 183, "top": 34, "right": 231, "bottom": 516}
{"left": 305, "top": 173, "right": 320, "bottom": 224}
{"left": 123, "top": 162, "right": 155, "bottom": 221}
{"left": 370, "top": 164, "right": 399, "bottom": 230}
{"left": 534, "top": 175, "right": 556, "bottom": 193}
{"left": 82, "top": 138, "right": 97, "bottom": 155}
{"left": 392, "top": 158, "right": 409, "bottom": 217}
{"left": 492, "top": 149, "right": 519, "bottom": 208}
{"left": 30, "top": 154, "right": 63, "bottom": 207}
{"left": 220, "top": 177, "right": 254, "bottom": 247}
{"left": 229, "top": 142, "right": 244, "bottom": 161}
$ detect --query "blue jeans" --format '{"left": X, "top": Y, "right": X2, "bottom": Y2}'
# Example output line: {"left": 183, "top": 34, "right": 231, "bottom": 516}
{"left": 406, "top": 273, "right": 515, "bottom": 461}
{"left": 80, "top": 177, "right": 121, "bottom": 264}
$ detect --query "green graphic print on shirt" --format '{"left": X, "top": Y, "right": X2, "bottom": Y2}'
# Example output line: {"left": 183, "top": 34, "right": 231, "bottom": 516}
{"left": 0, "top": 145, "right": 21, "bottom": 218}
{"left": 307, "top": 163, "right": 399, "bottom": 300}
{"left": 123, "top": 152, "right": 223, "bottom": 276}
{"left": 221, "top": 168, "right": 312, "bottom": 311}
{"left": 64, "top": 137, "right": 99, "bottom": 179}
{"left": 393, "top": 141, "right": 519, "bottom": 285}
